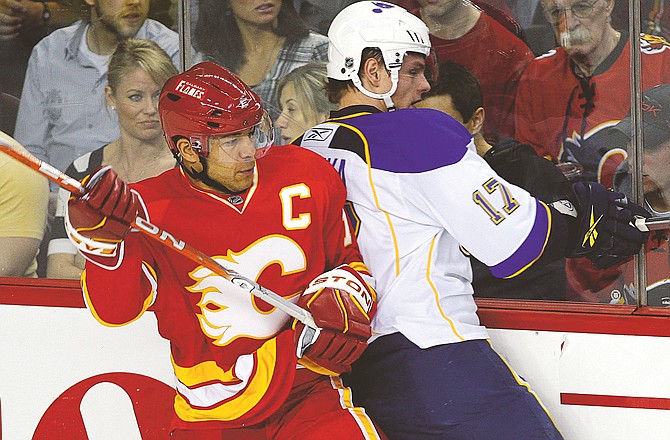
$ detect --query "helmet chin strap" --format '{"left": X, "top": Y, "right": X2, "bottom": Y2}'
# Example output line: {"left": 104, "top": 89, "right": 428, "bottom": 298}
{"left": 352, "top": 69, "right": 399, "bottom": 112}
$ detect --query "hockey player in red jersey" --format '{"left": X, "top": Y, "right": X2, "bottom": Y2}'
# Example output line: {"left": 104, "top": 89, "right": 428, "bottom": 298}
{"left": 64, "top": 62, "right": 385, "bottom": 439}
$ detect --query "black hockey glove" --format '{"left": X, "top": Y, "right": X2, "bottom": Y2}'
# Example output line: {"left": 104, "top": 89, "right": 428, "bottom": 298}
{"left": 567, "top": 181, "right": 650, "bottom": 269}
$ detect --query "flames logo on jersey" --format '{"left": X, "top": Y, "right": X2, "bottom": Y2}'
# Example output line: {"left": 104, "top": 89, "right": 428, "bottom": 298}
{"left": 560, "top": 123, "right": 627, "bottom": 189}
{"left": 186, "top": 235, "right": 307, "bottom": 346}
{"left": 641, "top": 34, "right": 670, "bottom": 54}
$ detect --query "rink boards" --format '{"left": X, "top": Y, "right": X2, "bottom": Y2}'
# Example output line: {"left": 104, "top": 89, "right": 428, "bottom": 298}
{"left": 1, "top": 280, "right": 669, "bottom": 440}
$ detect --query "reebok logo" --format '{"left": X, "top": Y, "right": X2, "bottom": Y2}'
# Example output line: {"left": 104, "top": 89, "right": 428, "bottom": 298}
{"left": 305, "top": 128, "right": 334, "bottom": 142}
{"left": 582, "top": 208, "right": 603, "bottom": 248}
{"left": 642, "top": 102, "right": 661, "bottom": 118}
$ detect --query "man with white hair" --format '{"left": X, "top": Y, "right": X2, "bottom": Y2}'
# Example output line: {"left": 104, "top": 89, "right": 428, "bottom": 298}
{"left": 514, "top": 0, "right": 670, "bottom": 188}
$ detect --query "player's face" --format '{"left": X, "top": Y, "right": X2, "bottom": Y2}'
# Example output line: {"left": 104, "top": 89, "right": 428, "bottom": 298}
{"left": 203, "top": 130, "right": 257, "bottom": 193}
{"left": 107, "top": 68, "right": 163, "bottom": 142}
{"left": 276, "top": 83, "right": 325, "bottom": 144}
{"left": 392, "top": 53, "right": 431, "bottom": 110}
{"left": 89, "top": 0, "right": 149, "bottom": 39}
{"left": 541, "top": 0, "right": 613, "bottom": 57}
{"left": 229, "top": 0, "right": 281, "bottom": 28}
{"left": 642, "top": 139, "right": 670, "bottom": 197}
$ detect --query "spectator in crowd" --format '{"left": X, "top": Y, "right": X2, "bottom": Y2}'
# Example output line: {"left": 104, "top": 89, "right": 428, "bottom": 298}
{"left": 514, "top": 0, "right": 670, "bottom": 189}
{"left": 505, "top": 0, "right": 543, "bottom": 28}
{"left": 46, "top": 38, "right": 177, "bottom": 280}
{"left": 413, "top": 0, "right": 535, "bottom": 143}
{"left": 569, "top": 84, "right": 670, "bottom": 304}
{"left": 0, "top": 130, "right": 49, "bottom": 278}
{"left": 275, "top": 62, "right": 336, "bottom": 144}
{"left": 0, "top": 1, "right": 87, "bottom": 135}
{"left": 14, "top": 0, "right": 179, "bottom": 193}
{"left": 292, "top": 0, "right": 360, "bottom": 35}
{"left": 515, "top": 0, "right": 670, "bottom": 304}
{"left": 417, "top": 60, "right": 572, "bottom": 301}
{"left": 611, "top": 0, "right": 670, "bottom": 42}
{"left": 0, "top": 1, "right": 85, "bottom": 47}
{"left": 193, "top": 0, "right": 328, "bottom": 120}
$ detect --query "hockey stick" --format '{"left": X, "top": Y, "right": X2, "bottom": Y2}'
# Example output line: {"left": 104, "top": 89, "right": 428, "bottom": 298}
{"left": 0, "top": 138, "right": 318, "bottom": 330}
{"left": 635, "top": 215, "right": 670, "bottom": 232}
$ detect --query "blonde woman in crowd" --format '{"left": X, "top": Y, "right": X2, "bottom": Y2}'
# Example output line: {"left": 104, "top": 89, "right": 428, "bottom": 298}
{"left": 46, "top": 38, "right": 178, "bottom": 279}
{"left": 276, "top": 62, "right": 335, "bottom": 144}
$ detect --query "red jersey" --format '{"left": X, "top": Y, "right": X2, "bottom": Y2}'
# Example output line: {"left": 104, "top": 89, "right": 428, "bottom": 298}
{"left": 515, "top": 34, "right": 670, "bottom": 187}
{"left": 417, "top": 10, "right": 534, "bottom": 143}
{"left": 81, "top": 145, "right": 372, "bottom": 430}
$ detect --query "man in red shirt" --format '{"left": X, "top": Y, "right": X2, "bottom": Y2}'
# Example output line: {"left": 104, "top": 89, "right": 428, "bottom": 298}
{"left": 413, "top": 0, "right": 535, "bottom": 143}
{"left": 64, "top": 62, "right": 385, "bottom": 439}
{"left": 570, "top": 85, "right": 670, "bottom": 305}
{"left": 515, "top": 0, "right": 670, "bottom": 188}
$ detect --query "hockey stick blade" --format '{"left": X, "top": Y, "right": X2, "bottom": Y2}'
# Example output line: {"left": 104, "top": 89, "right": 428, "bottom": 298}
{"left": 634, "top": 215, "right": 670, "bottom": 232}
{"left": 0, "top": 141, "right": 318, "bottom": 329}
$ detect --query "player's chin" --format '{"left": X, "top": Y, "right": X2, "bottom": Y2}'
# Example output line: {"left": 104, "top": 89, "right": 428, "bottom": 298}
{"left": 234, "top": 171, "right": 254, "bottom": 187}
{"left": 409, "top": 99, "right": 423, "bottom": 108}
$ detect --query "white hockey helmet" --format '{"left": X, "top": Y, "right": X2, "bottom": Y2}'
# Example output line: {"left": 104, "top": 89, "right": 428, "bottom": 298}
{"left": 327, "top": 1, "right": 432, "bottom": 110}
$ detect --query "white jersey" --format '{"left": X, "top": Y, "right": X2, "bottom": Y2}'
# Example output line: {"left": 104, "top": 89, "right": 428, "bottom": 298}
{"left": 298, "top": 106, "right": 555, "bottom": 348}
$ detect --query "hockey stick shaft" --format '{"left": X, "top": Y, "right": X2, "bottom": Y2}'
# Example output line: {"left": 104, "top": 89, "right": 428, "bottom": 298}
{"left": 0, "top": 142, "right": 317, "bottom": 329}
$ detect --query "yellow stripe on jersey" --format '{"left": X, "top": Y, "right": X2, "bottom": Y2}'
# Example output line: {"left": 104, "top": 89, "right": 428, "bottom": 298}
{"left": 81, "top": 261, "right": 157, "bottom": 327}
{"left": 330, "top": 376, "right": 384, "bottom": 440}
{"left": 346, "top": 261, "right": 378, "bottom": 302}
{"left": 503, "top": 201, "right": 553, "bottom": 279}
{"left": 173, "top": 359, "right": 242, "bottom": 388}
{"left": 426, "top": 235, "right": 465, "bottom": 341}
{"left": 328, "top": 112, "right": 373, "bottom": 121}
{"left": 486, "top": 340, "right": 562, "bottom": 434}
{"left": 331, "top": 121, "right": 402, "bottom": 277}
{"left": 173, "top": 338, "right": 278, "bottom": 422}
{"left": 348, "top": 261, "right": 371, "bottom": 277}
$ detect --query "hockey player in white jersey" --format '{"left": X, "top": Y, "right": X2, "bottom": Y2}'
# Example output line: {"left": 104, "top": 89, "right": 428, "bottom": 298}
{"left": 294, "top": 2, "right": 650, "bottom": 439}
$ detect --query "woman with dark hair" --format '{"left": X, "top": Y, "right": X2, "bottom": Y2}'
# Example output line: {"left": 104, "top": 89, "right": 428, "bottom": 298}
{"left": 193, "top": 0, "right": 328, "bottom": 119}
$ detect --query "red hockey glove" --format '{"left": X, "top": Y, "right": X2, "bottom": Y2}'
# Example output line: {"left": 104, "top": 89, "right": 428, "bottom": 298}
{"left": 568, "top": 181, "right": 650, "bottom": 269}
{"left": 66, "top": 166, "right": 143, "bottom": 257}
{"left": 294, "top": 265, "right": 375, "bottom": 375}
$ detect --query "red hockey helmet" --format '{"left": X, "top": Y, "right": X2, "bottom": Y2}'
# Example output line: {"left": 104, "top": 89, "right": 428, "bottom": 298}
{"left": 159, "top": 62, "right": 273, "bottom": 163}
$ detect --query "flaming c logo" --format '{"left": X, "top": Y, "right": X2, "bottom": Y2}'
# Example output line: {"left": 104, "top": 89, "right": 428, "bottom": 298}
{"left": 641, "top": 34, "right": 670, "bottom": 54}
{"left": 186, "top": 236, "right": 307, "bottom": 346}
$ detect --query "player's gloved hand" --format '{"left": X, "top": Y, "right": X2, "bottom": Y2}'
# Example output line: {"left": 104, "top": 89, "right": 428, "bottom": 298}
{"left": 65, "top": 166, "right": 143, "bottom": 257}
{"left": 567, "top": 181, "right": 650, "bottom": 269}
{"left": 293, "top": 265, "right": 375, "bottom": 375}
